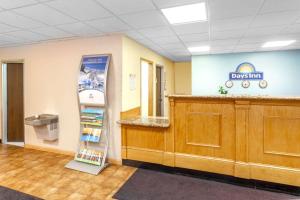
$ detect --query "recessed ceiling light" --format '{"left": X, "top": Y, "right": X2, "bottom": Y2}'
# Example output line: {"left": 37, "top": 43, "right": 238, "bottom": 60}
{"left": 262, "top": 40, "right": 296, "bottom": 48}
{"left": 188, "top": 46, "right": 210, "bottom": 53}
{"left": 161, "top": 3, "right": 207, "bottom": 25}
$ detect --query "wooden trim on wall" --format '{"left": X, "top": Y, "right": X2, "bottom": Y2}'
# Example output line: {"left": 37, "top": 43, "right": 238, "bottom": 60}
{"left": 120, "top": 107, "right": 141, "bottom": 119}
{"left": 24, "top": 144, "right": 122, "bottom": 165}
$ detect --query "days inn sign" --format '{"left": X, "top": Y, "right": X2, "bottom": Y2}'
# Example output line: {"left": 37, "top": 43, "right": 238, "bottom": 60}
{"left": 225, "top": 62, "right": 268, "bottom": 89}
{"left": 229, "top": 62, "right": 263, "bottom": 80}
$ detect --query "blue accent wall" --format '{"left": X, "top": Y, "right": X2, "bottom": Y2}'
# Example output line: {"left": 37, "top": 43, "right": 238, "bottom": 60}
{"left": 192, "top": 50, "right": 300, "bottom": 96}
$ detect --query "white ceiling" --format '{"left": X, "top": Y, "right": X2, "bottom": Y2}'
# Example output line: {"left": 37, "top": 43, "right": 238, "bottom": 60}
{"left": 0, "top": 0, "right": 300, "bottom": 61}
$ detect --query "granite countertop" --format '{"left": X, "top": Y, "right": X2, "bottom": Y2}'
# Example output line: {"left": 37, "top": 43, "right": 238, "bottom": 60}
{"left": 167, "top": 94, "right": 300, "bottom": 101}
{"left": 117, "top": 116, "right": 170, "bottom": 128}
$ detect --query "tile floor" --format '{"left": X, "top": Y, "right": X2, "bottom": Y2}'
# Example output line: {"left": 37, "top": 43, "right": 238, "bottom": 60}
{"left": 0, "top": 144, "right": 136, "bottom": 200}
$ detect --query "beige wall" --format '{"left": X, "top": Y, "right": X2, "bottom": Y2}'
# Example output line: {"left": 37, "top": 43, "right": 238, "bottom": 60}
{"left": 174, "top": 62, "right": 191, "bottom": 95}
{"left": 0, "top": 35, "right": 123, "bottom": 160}
{"left": 122, "top": 36, "right": 174, "bottom": 116}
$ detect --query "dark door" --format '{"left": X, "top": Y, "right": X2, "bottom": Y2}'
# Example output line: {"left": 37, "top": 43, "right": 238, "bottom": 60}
{"left": 7, "top": 63, "right": 24, "bottom": 142}
{"left": 156, "top": 66, "right": 162, "bottom": 116}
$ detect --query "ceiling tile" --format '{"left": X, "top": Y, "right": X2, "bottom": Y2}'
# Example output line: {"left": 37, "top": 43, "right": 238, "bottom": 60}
{"left": 46, "top": 0, "right": 112, "bottom": 21}
{"left": 171, "top": 55, "right": 191, "bottom": 62}
{"left": 238, "top": 37, "right": 268, "bottom": 45}
{"left": 155, "top": 49, "right": 170, "bottom": 56}
{"left": 257, "top": 46, "right": 283, "bottom": 51}
{"left": 244, "top": 26, "right": 284, "bottom": 37}
{"left": 210, "top": 49, "right": 233, "bottom": 55}
{"left": 56, "top": 22, "right": 102, "bottom": 36}
{"left": 235, "top": 43, "right": 261, "bottom": 49}
{"left": 179, "top": 33, "right": 209, "bottom": 43}
{"left": 0, "top": 11, "right": 44, "bottom": 29}
{"left": 210, "top": 30, "right": 245, "bottom": 40}
{"left": 146, "top": 44, "right": 164, "bottom": 53}
{"left": 124, "top": 30, "right": 145, "bottom": 40}
{"left": 120, "top": 11, "right": 168, "bottom": 29}
{"left": 138, "top": 26, "right": 174, "bottom": 38}
{"left": 0, "top": 0, "right": 298, "bottom": 59}
{"left": 184, "top": 41, "right": 209, "bottom": 47}
{"left": 0, "top": 35, "right": 10, "bottom": 43}
{"left": 0, "top": 23, "right": 20, "bottom": 33}
{"left": 161, "top": 42, "right": 186, "bottom": 50}
{"left": 166, "top": 49, "right": 190, "bottom": 55}
{"left": 96, "top": 0, "right": 155, "bottom": 15}
{"left": 32, "top": 26, "right": 73, "bottom": 39}
{"left": 14, "top": 4, "right": 77, "bottom": 25}
{"left": 211, "top": 16, "right": 252, "bottom": 32}
{"left": 6, "top": 30, "right": 48, "bottom": 42}
{"left": 281, "top": 43, "right": 300, "bottom": 50}
{"left": 0, "top": 33, "right": 24, "bottom": 43}
{"left": 233, "top": 48, "right": 258, "bottom": 53}
{"left": 135, "top": 38, "right": 155, "bottom": 46}
{"left": 152, "top": 0, "right": 202, "bottom": 9}
{"left": 209, "top": 0, "right": 264, "bottom": 20}
{"left": 250, "top": 11, "right": 299, "bottom": 28}
{"left": 283, "top": 23, "right": 300, "bottom": 34}
{"left": 260, "top": 0, "right": 300, "bottom": 14}
{"left": 0, "top": 0, "right": 38, "bottom": 9}
{"left": 238, "top": 35, "right": 298, "bottom": 46}
{"left": 261, "top": 34, "right": 300, "bottom": 41}
{"left": 173, "top": 22, "right": 208, "bottom": 35}
{"left": 210, "top": 39, "right": 239, "bottom": 46}
{"left": 86, "top": 17, "right": 131, "bottom": 33}
{"left": 0, "top": 40, "right": 11, "bottom": 45}
{"left": 151, "top": 36, "right": 181, "bottom": 45}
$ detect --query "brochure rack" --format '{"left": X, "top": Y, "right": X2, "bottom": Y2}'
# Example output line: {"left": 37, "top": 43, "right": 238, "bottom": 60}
{"left": 65, "top": 54, "right": 111, "bottom": 175}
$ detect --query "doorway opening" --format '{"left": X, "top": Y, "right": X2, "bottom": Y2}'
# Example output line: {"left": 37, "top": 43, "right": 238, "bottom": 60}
{"left": 156, "top": 65, "right": 164, "bottom": 117}
{"left": 140, "top": 59, "right": 153, "bottom": 117}
{"left": 2, "top": 62, "right": 25, "bottom": 147}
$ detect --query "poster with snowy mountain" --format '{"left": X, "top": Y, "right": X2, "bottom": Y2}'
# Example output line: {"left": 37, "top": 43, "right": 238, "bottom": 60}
{"left": 78, "top": 55, "right": 109, "bottom": 105}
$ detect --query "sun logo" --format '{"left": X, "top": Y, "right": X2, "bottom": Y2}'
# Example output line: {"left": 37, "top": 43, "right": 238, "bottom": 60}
{"left": 225, "top": 62, "right": 268, "bottom": 89}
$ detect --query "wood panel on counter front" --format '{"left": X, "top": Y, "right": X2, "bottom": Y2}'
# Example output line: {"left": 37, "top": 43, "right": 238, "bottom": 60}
{"left": 121, "top": 96, "right": 300, "bottom": 187}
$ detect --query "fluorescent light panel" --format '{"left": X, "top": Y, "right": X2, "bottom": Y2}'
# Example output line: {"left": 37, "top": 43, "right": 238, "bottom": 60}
{"left": 262, "top": 40, "right": 296, "bottom": 48}
{"left": 161, "top": 3, "right": 207, "bottom": 25}
{"left": 188, "top": 46, "right": 210, "bottom": 53}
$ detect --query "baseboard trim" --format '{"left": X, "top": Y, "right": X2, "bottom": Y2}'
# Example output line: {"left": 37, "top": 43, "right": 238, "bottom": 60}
{"left": 175, "top": 153, "right": 235, "bottom": 176}
{"left": 123, "top": 159, "right": 300, "bottom": 196}
{"left": 24, "top": 144, "right": 122, "bottom": 165}
{"left": 25, "top": 144, "right": 74, "bottom": 156}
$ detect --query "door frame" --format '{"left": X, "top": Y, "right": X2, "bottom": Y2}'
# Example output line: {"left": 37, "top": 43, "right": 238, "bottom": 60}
{"left": 1, "top": 60, "right": 25, "bottom": 145}
{"left": 155, "top": 65, "right": 164, "bottom": 117}
{"left": 140, "top": 58, "right": 154, "bottom": 116}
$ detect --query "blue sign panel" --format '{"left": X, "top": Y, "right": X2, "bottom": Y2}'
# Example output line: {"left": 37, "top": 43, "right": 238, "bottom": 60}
{"left": 229, "top": 62, "right": 263, "bottom": 80}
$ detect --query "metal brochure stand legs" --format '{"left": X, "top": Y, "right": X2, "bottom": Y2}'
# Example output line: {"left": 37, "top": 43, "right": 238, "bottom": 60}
{"left": 65, "top": 54, "right": 111, "bottom": 175}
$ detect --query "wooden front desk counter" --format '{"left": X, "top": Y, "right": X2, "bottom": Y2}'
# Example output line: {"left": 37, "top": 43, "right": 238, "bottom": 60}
{"left": 120, "top": 95, "right": 300, "bottom": 187}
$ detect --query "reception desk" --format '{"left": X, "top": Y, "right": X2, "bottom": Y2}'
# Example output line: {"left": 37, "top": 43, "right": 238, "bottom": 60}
{"left": 120, "top": 95, "right": 300, "bottom": 187}
{"left": 119, "top": 116, "right": 170, "bottom": 164}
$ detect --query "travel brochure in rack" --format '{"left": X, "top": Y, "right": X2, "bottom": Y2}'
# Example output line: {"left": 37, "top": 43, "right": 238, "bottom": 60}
{"left": 65, "top": 54, "right": 111, "bottom": 175}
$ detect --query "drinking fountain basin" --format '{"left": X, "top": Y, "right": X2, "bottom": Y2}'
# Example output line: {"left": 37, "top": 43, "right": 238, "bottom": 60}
{"left": 25, "top": 114, "right": 58, "bottom": 126}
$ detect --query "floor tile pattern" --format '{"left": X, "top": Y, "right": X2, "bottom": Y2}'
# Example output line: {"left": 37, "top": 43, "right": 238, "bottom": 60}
{"left": 0, "top": 144, "right": 135, "bottom": 200}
